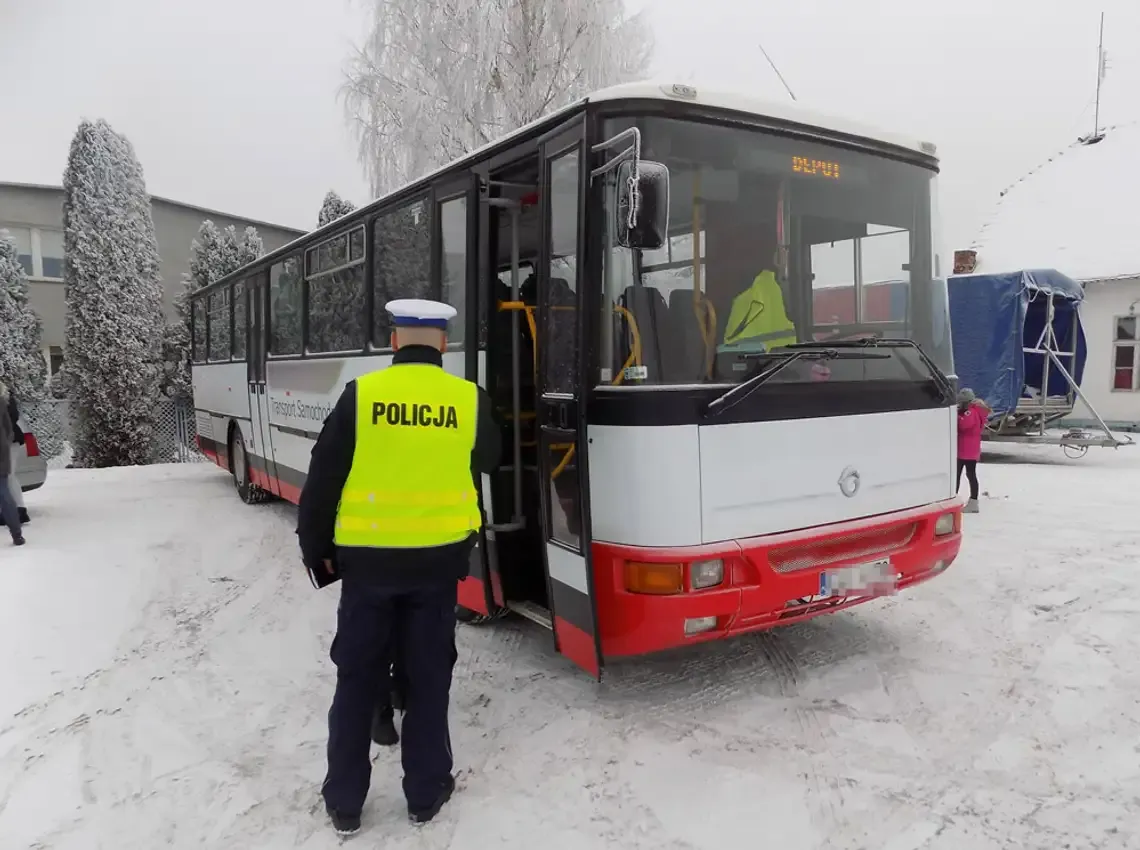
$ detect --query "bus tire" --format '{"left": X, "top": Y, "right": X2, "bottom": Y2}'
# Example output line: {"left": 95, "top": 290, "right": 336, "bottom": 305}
{"left": 230, "top": 425, "right": 268, "bottom": 505}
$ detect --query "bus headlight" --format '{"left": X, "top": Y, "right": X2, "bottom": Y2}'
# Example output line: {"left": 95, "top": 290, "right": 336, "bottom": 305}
{"left": 934, "top": 513, "right": 956, "bottom": 536}
{"left": 690, "top": 559, "right": 724, "bottom": 590}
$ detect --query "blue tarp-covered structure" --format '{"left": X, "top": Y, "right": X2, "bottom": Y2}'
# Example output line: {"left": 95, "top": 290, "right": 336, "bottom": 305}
{"left": 948, "top": 269, "right": 1088, "bottom": 416}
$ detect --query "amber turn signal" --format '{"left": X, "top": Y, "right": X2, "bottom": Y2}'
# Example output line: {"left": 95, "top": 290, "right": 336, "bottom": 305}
{"left": 624, "top": 561, "right": 684, "bottom": 595}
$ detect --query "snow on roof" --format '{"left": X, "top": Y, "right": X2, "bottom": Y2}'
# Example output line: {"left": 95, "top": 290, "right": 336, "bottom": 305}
{"left": 971, "top": 123, "right": 1140, "bottom": 282}
{"left": 587, "top": 81, "right": 935, "bottom": 157}
{"left": 0, "top": 180, "right": 305, "bottom": 237}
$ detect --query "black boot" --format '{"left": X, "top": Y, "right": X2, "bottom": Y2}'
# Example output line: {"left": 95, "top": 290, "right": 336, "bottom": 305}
{"left": 18, "top": 508, "right": 29, "bottom": 524}
{"left": 325, "top": 804, "right": 361, "bottom": 836}
{"left": 408, "top": 775, "right": 456, "bottom": 825}
{"left": 371, "top": 705, "right": 398, "bottom": 746}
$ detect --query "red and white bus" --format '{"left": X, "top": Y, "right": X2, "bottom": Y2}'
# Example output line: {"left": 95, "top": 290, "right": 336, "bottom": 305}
{"left": 188, "top": 82, "right": 963, "bottom": 678}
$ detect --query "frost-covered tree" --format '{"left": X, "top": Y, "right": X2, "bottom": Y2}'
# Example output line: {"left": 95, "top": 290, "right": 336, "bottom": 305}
{"left": 160, "top": 221, "right": 263, "bottom": 401}
{"left": 0, "top": 230, "right": 48, "bottom": 403}
{"left": 62, "top": 119, "right": 165, "bottom": 468}
{"left": 318, "top": 190, "right": 357, "bottom": 227}
{"left": 341, "top": 0, "right": 653, "bottom": 194}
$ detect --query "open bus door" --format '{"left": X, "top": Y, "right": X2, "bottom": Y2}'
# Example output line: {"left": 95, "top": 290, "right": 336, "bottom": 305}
{"left": 247, "top": 272, "right": 281, "bottom": 497}
{"left": 435, "top": 172, "right": 497, "bottom": 618}
{"left": 535, "top": 123, "right": 604, "bottom": 678}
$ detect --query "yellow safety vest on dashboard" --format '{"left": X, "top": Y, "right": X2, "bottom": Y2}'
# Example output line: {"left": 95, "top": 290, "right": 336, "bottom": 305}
{"left": 723, "top": 270, "right": 798, "bottom": 350}
{"left": 334, "top": 364, "right": 481, "bottom": 549}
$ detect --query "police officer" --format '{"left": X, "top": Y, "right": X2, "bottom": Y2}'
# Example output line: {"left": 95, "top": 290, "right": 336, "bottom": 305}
{"left": 297, "top": 298, "right": 500, "bottom": 835}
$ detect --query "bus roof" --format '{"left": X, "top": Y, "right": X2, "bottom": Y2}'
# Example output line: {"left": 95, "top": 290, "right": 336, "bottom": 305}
{"left": 192, "top": 81, "right": 936, "bottom": 299}
{"left": 585, "top": 81, "right": 937, "bottom": 158}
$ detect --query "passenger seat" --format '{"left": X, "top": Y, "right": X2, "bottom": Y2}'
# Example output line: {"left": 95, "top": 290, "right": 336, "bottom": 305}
{"left": 618, "top": 285, "right": 673, "bottom": 383}
{"left": 668, "top": 288, "right": 716, "bottom": 382}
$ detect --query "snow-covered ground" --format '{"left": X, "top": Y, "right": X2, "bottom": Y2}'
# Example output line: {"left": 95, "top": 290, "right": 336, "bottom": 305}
{"left": 2, "top": 447, "right": 1140, "bottom": 849}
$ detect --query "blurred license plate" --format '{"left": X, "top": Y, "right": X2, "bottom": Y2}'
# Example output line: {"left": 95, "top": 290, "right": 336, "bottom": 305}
{"left": 819, "top": 558, "right": 896, "bottom": 598}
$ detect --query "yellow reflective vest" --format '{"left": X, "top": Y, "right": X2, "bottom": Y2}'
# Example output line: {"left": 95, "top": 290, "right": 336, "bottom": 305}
{"left": 722, "top": 270, "right": 798, "bottom": 350}
{"left": 333, "top": 364, "right": 482, "bottom": 549}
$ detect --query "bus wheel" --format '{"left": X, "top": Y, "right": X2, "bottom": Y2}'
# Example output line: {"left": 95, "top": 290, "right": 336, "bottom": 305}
{"left": 456, "top": 605, "right": 507, "bottom": 625}
{"left": 230, "top": 426, "right": 266, "bottom": 505}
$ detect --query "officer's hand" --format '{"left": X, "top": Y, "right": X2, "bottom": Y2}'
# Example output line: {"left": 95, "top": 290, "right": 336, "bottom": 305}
{"left": 323, "top": 558, "right": 335, "bottom": 575}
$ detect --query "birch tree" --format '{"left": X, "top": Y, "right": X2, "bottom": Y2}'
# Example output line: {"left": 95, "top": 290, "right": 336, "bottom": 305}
{"left": 62, "top": 119, "right": 165, "bottom": 468}
{"left": 341, "top": 0, "right": 653, "bottom": 195}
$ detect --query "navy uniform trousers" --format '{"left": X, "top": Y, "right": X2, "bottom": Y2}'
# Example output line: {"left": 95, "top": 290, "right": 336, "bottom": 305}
{"left": 322, "top": 578, "right": 458, "bottom": 814}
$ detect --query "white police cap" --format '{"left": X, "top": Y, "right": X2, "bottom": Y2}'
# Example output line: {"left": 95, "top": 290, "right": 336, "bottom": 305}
{"left": 385, "top": 298, "right": 457, "bottom": 330}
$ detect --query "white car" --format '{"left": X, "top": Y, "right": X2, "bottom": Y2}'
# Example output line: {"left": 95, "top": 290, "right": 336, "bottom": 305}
{"left": 13, "top": 421, "right": 47, "bottom": 492}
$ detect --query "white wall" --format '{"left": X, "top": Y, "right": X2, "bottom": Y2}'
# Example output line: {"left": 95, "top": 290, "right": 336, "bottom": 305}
{"left": 1072, "top": 277, "right": 1140, "bottom": 428}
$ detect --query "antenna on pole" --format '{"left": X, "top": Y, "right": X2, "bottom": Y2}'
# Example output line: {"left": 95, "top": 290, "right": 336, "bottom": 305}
{"left": 758, "top": 40, "right": 797, "bottom": 102}
{"left": 1092, "top": 11, "right": 1107, "bottom": 141}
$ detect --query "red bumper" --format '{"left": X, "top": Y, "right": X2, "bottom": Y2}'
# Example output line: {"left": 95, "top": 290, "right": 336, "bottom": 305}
{"left": 593, "top": 499, "right": 963, "bottom": 658}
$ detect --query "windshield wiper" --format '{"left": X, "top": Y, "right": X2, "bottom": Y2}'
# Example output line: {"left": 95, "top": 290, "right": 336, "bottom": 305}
{"left": 786, "top": 338, "right": 955, "bottom": 404}
{"left": 702, "top": 347, "right": 887, "bottom": 419}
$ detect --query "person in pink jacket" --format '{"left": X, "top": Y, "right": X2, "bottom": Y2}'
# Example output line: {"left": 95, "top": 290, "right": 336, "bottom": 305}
{"left": 957, "top": 388, "right": 990, "bottom": 513}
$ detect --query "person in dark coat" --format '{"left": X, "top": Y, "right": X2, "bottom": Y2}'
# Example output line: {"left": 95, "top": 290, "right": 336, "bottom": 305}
{"left": 298, "top": 299, "right": 500, "bottom": 835}
{"left": 0, "top": 383, "right": 26, "bottom": 545}
{"left": 2, "top": 389, "right": 29, "bottom": 526}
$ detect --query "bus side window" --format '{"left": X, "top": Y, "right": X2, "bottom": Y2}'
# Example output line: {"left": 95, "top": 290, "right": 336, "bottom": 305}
{"left": 192, "top": 299, "right": 207, "bottom": 363}
{"left": 208, "top": 288, "right": 231, "bottom": 362}
{"left": 372, "top": 198, "right": 431, "bottom": 348}
{"left": 307, "top": 228, "right": 367, "bottom": 354}
{"left": 544, "top": 150, "right": 580, "bottom": 395}
{"left": 269, "top": 256, "right": 303, "bottom": 355}
{"left": 232, "top": 280, "right": 247, "bottom": 360}
{"left": 438, "top": 195, "right": 467, "bottom": 346}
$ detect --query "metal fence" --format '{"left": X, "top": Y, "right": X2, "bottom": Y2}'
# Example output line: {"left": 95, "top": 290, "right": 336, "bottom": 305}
{"left": 22, "top": 398, "right": 207, "bottom": 469}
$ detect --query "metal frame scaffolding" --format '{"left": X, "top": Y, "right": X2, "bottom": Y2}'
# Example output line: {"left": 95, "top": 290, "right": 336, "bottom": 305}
{"left": 984, "top": 290, "right": 1133, "bottom": 456}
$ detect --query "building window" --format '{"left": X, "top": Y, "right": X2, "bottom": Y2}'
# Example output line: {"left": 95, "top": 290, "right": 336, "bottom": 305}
{"left": 372, "top": 198, "right": 432, "bottom": 346}
{"left": 38, "top": 229, "right": 64, "bottom": 279}
{"left": 1113, "top": 316, "right": 1140, "bottom": 391}
{"left": 48, "top": 346, "right": 64, "bottom": 376}
{"left": 1, "top": 226, "right": 34, "bottom": 276}
{"left": 0, "top": 225, "right": 64, "bottom": 280}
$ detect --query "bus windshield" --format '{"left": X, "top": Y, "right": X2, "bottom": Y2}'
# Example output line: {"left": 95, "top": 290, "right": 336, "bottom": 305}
{"left": 598, "top": 115, "right": 953, "bottom": 388}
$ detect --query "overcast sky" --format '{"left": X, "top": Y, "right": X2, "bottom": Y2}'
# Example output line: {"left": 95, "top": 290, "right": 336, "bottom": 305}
{"left": 1, "top": 0, "right": 1138, "bottom": 248}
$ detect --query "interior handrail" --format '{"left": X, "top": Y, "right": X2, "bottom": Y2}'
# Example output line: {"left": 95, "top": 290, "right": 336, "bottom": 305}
{"left": 496, "top": 299, "right": 644, "bottom": 480}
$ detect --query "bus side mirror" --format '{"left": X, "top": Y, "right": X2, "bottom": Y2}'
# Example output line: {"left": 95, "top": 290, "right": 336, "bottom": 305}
{"left": 614, "top": 159, "right": 669, "bottom": 251}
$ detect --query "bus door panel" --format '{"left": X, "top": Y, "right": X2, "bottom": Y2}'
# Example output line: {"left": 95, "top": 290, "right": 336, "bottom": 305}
{"left": 537, "top": 426, "right": 600, "bottom": 676}
{"left": 458, "top": 341, "right": 495, "bottom": 617}
{"left": 247, "top": 273, "right": 280, "bottom": 495}
{"left": 438, "top": 172, "right": 495, "bottom": 614}
{"left": 244, "top": 274, "right": 266, "bottom": 487}
{"left": 536, "top": 122, "right": 603, "bottom": 678}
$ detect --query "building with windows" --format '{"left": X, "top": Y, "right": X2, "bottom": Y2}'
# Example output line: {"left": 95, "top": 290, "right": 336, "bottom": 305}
{"left": 0, "top": 181, "right": 305, "bottom": 374}
{"left": 965, "top": 122, "right": 1140, "bottom": 430}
